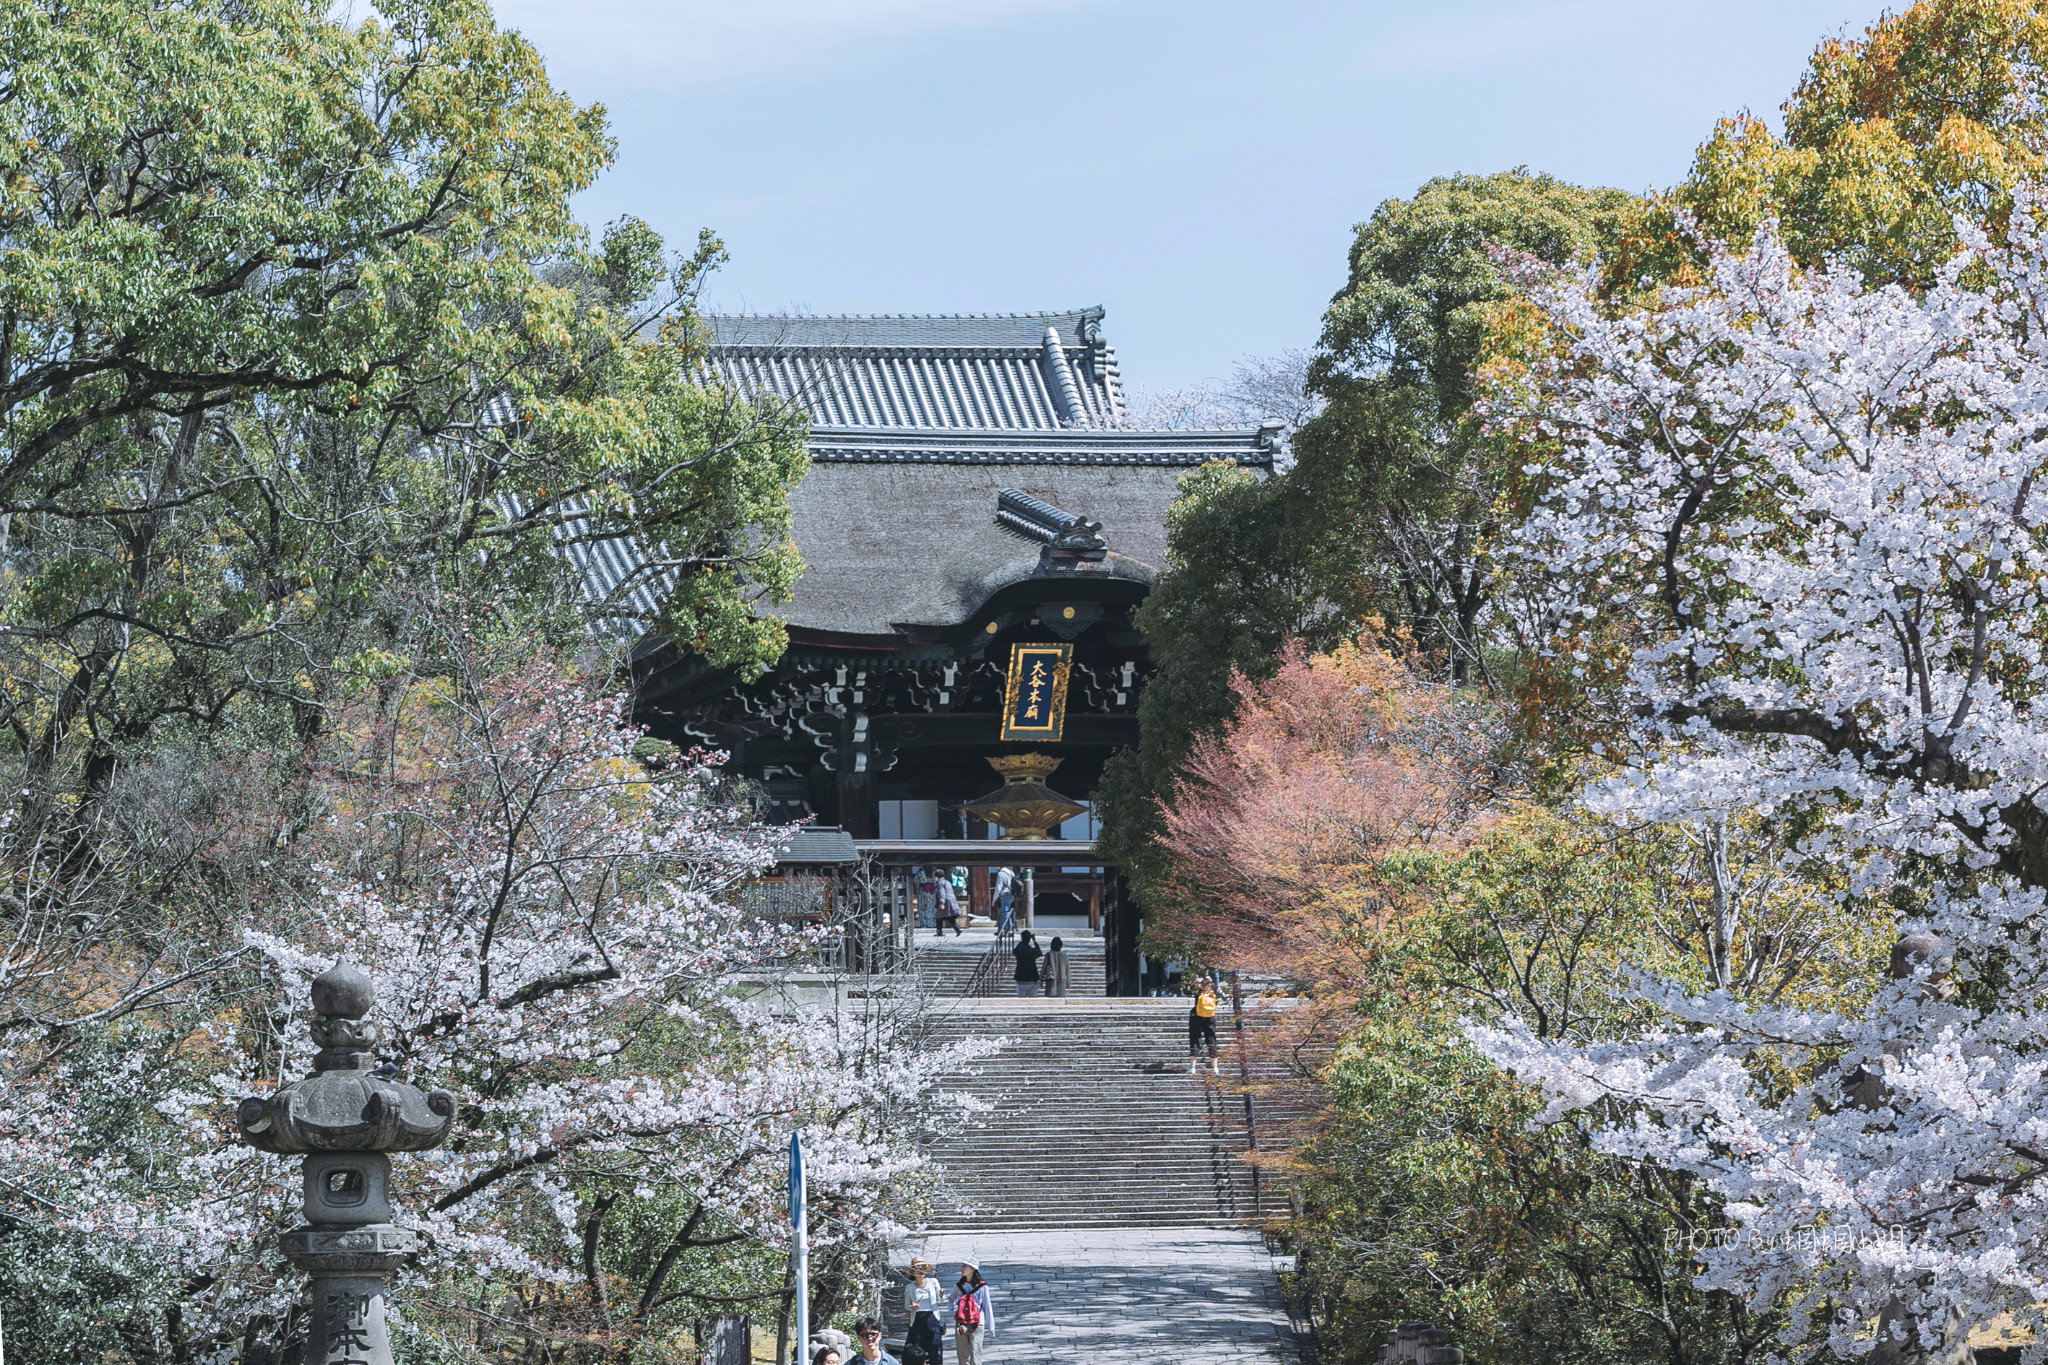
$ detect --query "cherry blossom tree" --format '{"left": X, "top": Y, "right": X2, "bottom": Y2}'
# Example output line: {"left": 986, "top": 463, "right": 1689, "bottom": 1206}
{"left": 0, "top": 647, "right": 977, "bottom": 1362}
{"left": 1468, "top": 193, "right": 2048, "bottom": 1361}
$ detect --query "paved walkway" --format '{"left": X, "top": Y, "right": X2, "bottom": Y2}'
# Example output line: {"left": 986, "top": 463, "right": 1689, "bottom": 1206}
{"left": 901, "top": 1228, "right": 1299, "bottom": 1362}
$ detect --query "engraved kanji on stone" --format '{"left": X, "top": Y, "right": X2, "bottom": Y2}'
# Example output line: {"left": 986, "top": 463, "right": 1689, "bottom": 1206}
{"left": 328, "top": 1289, "right": 371, "bottom": 1323}
{"left": 326, "top": 1288, "right": 375, "bottom": 1365}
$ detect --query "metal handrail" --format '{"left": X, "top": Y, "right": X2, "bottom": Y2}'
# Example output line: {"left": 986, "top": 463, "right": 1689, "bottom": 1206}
{"left": 1229, "top": 972, "right": 1262, "bottom": 1216}
{"left": 965, "top": 908, "right": 1017, "bottom": 998}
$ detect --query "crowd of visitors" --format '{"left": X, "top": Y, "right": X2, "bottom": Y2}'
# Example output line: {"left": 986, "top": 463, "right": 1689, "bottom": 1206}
{"left": 916, "top": 866, "right": 1012, "bottom": 934}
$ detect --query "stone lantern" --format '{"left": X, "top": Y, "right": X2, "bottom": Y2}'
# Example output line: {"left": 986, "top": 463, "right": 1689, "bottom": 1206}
{"left": 961, "top": 753, "right": 1087, "bottom": 839}
{"left": 237, "top": 962, "right": 456, "bottom": 1365}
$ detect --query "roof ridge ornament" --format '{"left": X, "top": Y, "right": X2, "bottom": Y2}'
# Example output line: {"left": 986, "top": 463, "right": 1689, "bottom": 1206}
{"left": 994, "top": 488, "right": 1106, "bottom": 559}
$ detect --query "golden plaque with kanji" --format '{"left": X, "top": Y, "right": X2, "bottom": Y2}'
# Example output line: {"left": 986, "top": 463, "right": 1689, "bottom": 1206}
{"left": 999, "top": 642, "right": 1073, "bottom": 742}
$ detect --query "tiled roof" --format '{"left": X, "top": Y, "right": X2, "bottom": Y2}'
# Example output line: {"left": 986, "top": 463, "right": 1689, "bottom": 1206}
{"left": 551, "top": 505, "right": 675, "bottom": 636}
{"left": 771, "top": 825, "right": 861, "bottom": 866}
{"left": 707, "top": 309, "right": 1105, "bottom": 349}
{"left": 704, "top": 309, "right": 1125, "bottom": 430}
{"left": 805, "top": 426, "right": 1278, "bottom": 466}
{"left": 778, "top": 462, "right": 1181, "bottom": 635}
{"left": 541, "top": 309, "right": 1278, "bottom": 643}
{"left": 494, "top": 493, "right": 675, "bottom": 639}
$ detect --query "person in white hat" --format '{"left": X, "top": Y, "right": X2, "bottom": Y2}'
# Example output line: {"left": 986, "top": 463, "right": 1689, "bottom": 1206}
{"left": 952, "top": 1255, "right": 995, "bottom": 1364}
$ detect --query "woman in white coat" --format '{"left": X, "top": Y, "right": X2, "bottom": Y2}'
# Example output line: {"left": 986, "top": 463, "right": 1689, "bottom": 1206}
{"left": 902, "top": 1256, "right": 946, "bottom": 1364}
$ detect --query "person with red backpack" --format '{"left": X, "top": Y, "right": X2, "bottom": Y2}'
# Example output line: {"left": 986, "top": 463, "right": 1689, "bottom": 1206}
{"left": 953, "top": 1255, "right": 995, "bottom": 1364}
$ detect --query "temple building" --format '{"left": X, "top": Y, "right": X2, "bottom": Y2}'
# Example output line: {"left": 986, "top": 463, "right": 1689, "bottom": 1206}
{"left": 629, "top": 308, "right": 1277, "bottom": 991}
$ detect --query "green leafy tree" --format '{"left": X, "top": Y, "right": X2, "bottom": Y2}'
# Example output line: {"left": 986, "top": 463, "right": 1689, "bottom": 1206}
{"left": 1644, "top": 0, "right": 2048, "bottom": 288}
{"left": 1274, "top": 808, "right": 1881, "bottom": 1365}
{"left": 1294, "top": 170, "right": 1635, "bottom": 686}
{"left": 1099, "top": 172, "right": 1633, "bottom": 930}
{"left": 0, "top": 0, "right": 808, "bottom": 825}
{"left": 0, "top": 8, "right": 819, "bottom": 1354}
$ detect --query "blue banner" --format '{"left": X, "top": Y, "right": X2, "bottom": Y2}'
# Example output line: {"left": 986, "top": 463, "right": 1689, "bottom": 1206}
{"left": 787, "top": 1132, "right": 805, "bottom": 1229}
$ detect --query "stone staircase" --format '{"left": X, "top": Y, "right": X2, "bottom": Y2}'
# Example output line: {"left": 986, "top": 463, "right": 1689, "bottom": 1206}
{"left": 922, "top": 999, "right": 1262, "bottom": 1230}
{"left": 914, "top": 933, "right": 1108, "bottom": 999}
{"left": 914, "top": 941, "right": 992, "bottom": 998}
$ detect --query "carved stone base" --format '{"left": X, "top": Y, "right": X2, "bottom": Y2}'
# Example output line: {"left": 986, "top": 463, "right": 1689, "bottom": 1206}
{"left": 281, "top": 1225, "right": 418, "bottom": 1365}
{"left": 281, "top": 1223, "right": 417, "bottom": 1276}
{"left": 301, "top": 1272, "right": 400, "bottom": 1365}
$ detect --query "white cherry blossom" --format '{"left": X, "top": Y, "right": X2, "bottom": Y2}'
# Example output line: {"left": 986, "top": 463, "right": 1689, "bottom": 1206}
{"left": 1472, "top": 193, "right": 2048, "bottom": 1360}
{"left": 0, "top": 661, "right": 981, "bottom": 1360}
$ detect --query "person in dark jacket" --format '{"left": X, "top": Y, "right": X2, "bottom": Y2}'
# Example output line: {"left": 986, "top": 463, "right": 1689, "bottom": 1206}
{"left": 851, "top": 1319, "right": 900, "bottom": 1365}
{"left": 1012, "top": 931, "right": 1043, "bottom": 998}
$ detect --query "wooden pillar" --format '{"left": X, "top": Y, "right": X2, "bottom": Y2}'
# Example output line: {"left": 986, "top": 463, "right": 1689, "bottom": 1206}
{"left": 1108, "top": 871, "right": 1141, "bottom": 996}
{"left": 833, "top": 713, "right": 876, "bottom": 839}
{"left": 835, "top": 767, "right": 876, "bottom": 839}
{"left": 1088, "top": 882, "right": 1101, "bottom": 931}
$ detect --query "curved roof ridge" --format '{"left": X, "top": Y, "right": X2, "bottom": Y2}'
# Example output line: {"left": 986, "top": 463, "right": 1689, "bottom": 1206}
{"left": 708, "top": 306, "right": 1104, "bottom": 322}
{"left": 705, "top": 309, "right": 1109, "bottom": 352}
{"left": 806, "top": 424, "right": 1271, "bottom": 440}
{"left": 804, "top": 424, "right": 1277, "bottom": 467}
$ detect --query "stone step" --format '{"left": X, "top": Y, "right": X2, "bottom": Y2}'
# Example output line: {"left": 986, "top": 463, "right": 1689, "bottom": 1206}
{"left": 916, "top": 945, "right": 1110, "bottom": 999}
{"left": 913, "top": 989, "right": 1291, "bottom": 1231}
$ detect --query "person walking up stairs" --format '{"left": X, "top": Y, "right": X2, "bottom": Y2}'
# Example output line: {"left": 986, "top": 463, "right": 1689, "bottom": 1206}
{"left": 1188, "top": 980, "right": 1221, "bottom": 1074}
{"left": 922, "top": 995, "right": 1257, "bottom": 1230}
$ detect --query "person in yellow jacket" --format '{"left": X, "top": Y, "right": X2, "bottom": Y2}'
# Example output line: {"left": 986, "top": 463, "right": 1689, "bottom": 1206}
{"left": 1188, "top": 981, "right": 1220, "bottom": 1074}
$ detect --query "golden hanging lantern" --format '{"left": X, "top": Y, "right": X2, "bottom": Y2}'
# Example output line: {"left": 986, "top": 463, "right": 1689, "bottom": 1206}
{"left": 961, "top": 753, "right": 1087, "bottom": 840}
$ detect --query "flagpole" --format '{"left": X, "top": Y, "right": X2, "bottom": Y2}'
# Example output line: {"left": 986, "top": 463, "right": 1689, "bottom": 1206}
{"left": 789, "top": 1132, "right": 809, "bottom": 1364}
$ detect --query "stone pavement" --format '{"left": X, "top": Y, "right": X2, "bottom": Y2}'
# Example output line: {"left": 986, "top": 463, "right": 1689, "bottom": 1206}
{"left": 902, "top": 1227, "right": 1299, "bottom": 1362}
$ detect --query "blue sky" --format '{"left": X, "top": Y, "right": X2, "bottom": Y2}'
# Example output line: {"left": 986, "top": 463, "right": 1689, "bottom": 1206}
{"left": 495, "top": 0, "right": 1881, "bottom": 394}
